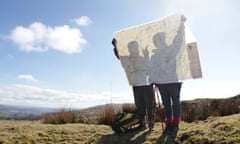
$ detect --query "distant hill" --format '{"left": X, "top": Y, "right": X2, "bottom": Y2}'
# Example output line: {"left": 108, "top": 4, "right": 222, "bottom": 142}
{"left": 0, "top": 94, "right": 239, "bottom": 122}
{"left": 181, "top": 94, "right": 240, "bottom": 122}
{"left": 75, "top": 95, "right": 240, "bottom": 123}
{"left": 0, "top": 105, "right": 57, "bottom": 120}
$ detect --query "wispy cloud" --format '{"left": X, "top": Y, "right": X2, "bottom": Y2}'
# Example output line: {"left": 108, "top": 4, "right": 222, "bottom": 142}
{"left": 18, "top": 74, "right": 38, "bottom": 82}
{"left": 0, "top": 84, "right": 133, "bottom": 109}
{"left": 166, "top": 0, "right": 227, "bottom": 17}
{"left": 73, "top": 16, "right": 91, "bottom": 26}
{"left": 9, "top": 22, "right": 87, "bottom": 54}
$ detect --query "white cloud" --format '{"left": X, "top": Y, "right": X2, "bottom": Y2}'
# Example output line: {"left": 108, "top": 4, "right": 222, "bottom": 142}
{"left": 181, "top": 80, "right": 240, "bottom": 101}
{"left": 47, "top": 25, "right": 86, "bottom": 53}
{"left": 0, "top": 81, "right": 239, "bottom": 109}
{"left": 0, "top": 84, "right": 134, "bottom": 109}
{"left": 10, "top": 22, "right": 87, "bottom": 54}
{"left": 18, "top": 74, "right": 38, "bottom": 82}
{"left": 73, "top": 16, "right": 91, "bottom": 26}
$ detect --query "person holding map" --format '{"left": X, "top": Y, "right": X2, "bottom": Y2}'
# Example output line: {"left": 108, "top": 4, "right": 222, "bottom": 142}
{"left": 152, "top": 16, "right": 186, "bottom": 141}
{"left": 112, "top": 13, "right": 202, "bottom": 143}
{"left": 112, "top": 38, "right": 155, "bottom": 131}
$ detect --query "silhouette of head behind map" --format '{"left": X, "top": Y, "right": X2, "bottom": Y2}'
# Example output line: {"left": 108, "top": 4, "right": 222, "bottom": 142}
{"left": 128, "top": 41, "right": 139, "bottom": 56}
{"left": 152, "top": 32, "right": 167, "bottom": 50}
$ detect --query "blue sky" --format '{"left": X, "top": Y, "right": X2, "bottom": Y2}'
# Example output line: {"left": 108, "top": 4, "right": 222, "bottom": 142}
{"left": 0, "top": 0, "right": 240, "bottom": 109}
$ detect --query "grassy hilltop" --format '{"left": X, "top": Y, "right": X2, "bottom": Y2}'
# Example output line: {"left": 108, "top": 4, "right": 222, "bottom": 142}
{"left": 0, "top": 113, "right": 239, "bottom": 144}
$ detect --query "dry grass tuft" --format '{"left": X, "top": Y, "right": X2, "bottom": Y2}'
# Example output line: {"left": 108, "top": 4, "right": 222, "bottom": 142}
{"left": 122, "top": 103, "right": 137, "bottom": 113}
{"left": 97, "top": 105, "right": 120, "bottom": 125}
{"left": 42, "top": 108, "right": 77, "bottom": 124}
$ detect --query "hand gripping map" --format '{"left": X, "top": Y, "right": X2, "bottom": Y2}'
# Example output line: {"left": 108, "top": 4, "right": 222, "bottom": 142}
{"left": 114, "top": 13, "right": 202, "bottom": 86}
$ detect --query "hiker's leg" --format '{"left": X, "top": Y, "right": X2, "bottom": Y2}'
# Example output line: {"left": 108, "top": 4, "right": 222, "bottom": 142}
{"left": 133, "top": 86, "right": 146, "bottom": 122}
{"left": 144, "top": 84, "right": 155, "bottom": 129}
{"left": 158, "top": 84, "right": 173, "bottom": 134}
{"left": 158, "top": 85, "right": 172, "bottom": 122}
{"left": 170, "top": 82, "right": 182, "bottom": 123}
{"left": 169, "top": 82, "right": 182, "bottom": 139}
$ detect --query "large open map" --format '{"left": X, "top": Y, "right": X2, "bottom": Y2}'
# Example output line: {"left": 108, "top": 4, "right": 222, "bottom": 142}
{"left": 114, "top": 13, "right": 202, "bottom": 86}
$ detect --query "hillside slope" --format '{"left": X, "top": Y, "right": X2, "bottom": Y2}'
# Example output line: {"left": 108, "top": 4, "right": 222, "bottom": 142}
{"left": 0, "top": 114, "right": 239, "bottom": 144}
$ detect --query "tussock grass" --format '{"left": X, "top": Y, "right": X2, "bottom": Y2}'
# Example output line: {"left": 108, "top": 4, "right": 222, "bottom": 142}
{"left": 42, "top": 108, "right": 77, "bottom": 124}
{"left": 97, "top": 105, "right": 117, "bottom": 125}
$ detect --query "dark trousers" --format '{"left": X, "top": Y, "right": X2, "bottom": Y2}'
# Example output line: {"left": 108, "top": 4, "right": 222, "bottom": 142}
{"left": 133, "top": 84, "right": 155, "bottom": 123}
{"left": 157, "top": 83, "right": 182, "bottom": 122}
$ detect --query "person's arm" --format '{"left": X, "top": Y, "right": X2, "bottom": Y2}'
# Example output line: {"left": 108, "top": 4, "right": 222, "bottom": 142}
{"left": 112, "top": 38, "right": 120, "bottom": 59}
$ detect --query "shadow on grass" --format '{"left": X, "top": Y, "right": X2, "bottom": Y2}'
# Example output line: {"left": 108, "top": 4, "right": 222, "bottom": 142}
{"left": 157, "top": 134, "right": 177, "bottom": 144}
{"left": 97, "top": 130, "right": 149, "bottom": 144}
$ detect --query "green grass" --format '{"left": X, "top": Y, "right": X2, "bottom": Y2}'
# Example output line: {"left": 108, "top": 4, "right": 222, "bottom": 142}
{"left": 0, "top": 114, "right": 239, "bottom": 144}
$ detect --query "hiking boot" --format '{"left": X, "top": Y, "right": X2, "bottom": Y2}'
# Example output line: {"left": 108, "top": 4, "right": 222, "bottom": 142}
{"left": 162, "top": 123, "right": 172, "bottom": 135}
{"left": 137, "top": 121, "right": 147, "bottom": 131}
{"left": 148, "top": 120, "right": 155, "bottom": 131}
{"left": 165, "top": 135, "right": 179, "bottom": 144}
{"left": 169, "top": 124, "right": 179, "bottom": 140}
